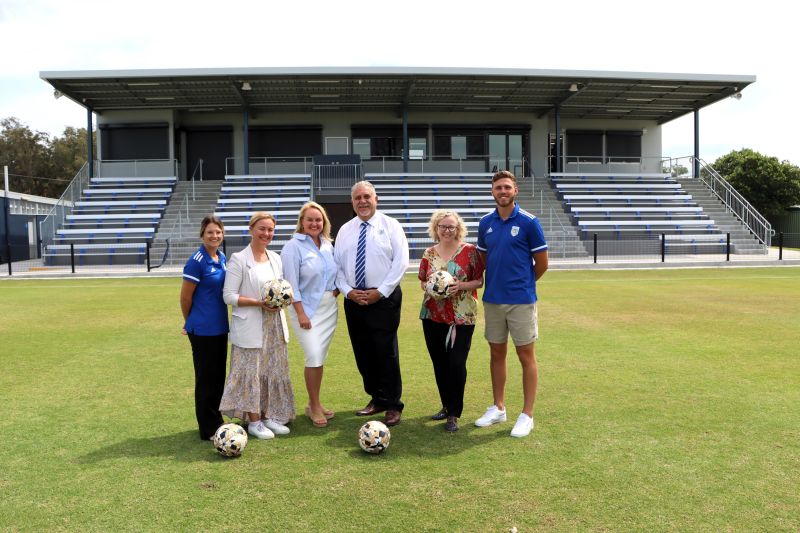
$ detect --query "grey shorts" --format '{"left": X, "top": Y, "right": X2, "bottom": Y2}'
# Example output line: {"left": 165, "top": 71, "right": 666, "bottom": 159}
{"left": 483, "top": 302, "right": 538, "bottom": 346}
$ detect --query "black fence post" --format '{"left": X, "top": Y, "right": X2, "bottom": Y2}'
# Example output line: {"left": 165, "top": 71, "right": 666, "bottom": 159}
{"left": 6, "top": 243, "right": 11, "bottom": 276}
{"left": 70, "top": 243, "right": 76, "bottom": 274}
{"left": 593, "top": 233, "right": 598, "bottom": 264}
{"left": 222, "top": 239, "right": 227, "bottom": 257}
{"left": 726, "top": 233, "right": 731, "bottom": 261}
{"left": 779, "top": 232, "right": 784, "bottom": 261}
{"left": 146, "top": 242, "right": 151, "bottom": 272}
{"left": 661, "top": 233, "right": 666, "bottom": 263}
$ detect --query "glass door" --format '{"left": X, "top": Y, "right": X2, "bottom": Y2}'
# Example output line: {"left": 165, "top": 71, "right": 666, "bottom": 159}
{"left": 489, "top": 134, "right": 525, "bottom": 175}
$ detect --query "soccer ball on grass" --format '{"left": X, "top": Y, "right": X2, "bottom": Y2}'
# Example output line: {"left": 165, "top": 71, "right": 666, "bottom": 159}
{"left": 213, "top": 423, "right": 248, "bottom": 457}
{"left": 358, "top": 420, "right": 391, "bottom": 454}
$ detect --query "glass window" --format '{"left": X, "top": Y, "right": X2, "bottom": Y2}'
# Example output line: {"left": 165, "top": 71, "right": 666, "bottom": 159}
{"left": 409, "top": 137, "right": 426, "bottom": 159}
{"left": 352, "top": 138, "right": 371, "bottom": 159}
{"left": 451, "top": 136, "right": 467, "bottom": 160}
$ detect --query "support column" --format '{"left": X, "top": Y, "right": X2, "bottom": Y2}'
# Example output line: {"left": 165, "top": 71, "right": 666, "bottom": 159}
{"left": 243, "top": 107, "right": 250, "bottom": 175}
{"left": 693, "top": 109, "right": 700, "bottom": 178}
{"left": 402, "top": 107, "right": 409, "bottom": 173}
{"left": 555, "top": 106, "right": 561, "bottom": 173}
{"left": 87, "top": 107, "right": 94, "bottom": 178}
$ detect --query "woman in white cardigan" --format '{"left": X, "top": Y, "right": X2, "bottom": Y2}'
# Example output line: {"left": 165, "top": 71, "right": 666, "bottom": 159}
{"left": 220, "top": 212, "right": 294, "bottom": 440}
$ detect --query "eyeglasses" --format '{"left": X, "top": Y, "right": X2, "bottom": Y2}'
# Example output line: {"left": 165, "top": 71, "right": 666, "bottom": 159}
{"left": 437, "top": 225, "right": 457, "bottom": 232}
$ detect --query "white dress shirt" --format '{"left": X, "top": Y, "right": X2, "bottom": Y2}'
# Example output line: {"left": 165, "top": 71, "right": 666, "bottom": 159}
{"left": 335, "top": 211, "right": 409, "bottom": 298}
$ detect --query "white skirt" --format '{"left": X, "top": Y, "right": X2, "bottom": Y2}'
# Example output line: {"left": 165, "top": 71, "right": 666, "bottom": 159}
{"left": 288, "top": 291, "right": 338, "bottom": 367}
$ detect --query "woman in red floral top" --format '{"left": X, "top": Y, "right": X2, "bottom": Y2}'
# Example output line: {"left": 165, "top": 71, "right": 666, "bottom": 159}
{"left": 418, "top": 210, "right": 484, "bottom": 432}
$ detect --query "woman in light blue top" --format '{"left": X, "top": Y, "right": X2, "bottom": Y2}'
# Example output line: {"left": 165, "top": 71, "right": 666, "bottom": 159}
{"left": 281, "top": 201, "right": 339, "bottom": 428}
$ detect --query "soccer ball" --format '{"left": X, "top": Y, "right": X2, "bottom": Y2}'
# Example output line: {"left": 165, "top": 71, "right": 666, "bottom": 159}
{"left": 358, "top": 420, "right": 391, "bottom": 454}
{"left": 425, "top": 270, "right": 456, "bottom": 301}
{"left": 260, "top": 278, "right": 294, "bottom": 308}
{"left": 213, "top": 423, "right": 248, "bottom": 457}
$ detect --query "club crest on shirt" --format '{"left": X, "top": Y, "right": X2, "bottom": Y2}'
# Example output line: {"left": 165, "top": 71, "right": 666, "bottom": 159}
{"left": 511, "top": 226, "right": 520, "bottom": 237}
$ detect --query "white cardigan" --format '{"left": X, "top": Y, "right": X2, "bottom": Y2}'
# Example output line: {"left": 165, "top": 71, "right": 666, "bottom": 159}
{"left": 222, "top": 245, "right": 290, "bottom": 348}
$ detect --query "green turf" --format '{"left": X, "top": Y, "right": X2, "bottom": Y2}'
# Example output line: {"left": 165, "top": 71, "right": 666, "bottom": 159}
{"left": 1, "top": 268, "right": 799, "bottom": 532}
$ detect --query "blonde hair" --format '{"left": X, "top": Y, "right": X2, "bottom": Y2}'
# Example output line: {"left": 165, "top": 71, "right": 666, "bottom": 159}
{"left": 427, "top": 209, "right": 468, "bottom": 242}
{"left": 248, "top": 211, "right": 276, "bottom": 228}
{"left": 295, "top": 201, "right": 332, "bottom": 241}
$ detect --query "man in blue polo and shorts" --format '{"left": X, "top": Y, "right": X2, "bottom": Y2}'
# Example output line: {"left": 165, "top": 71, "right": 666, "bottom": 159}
{"left": 474, "top": 170, "right": 548, "bottom": 437}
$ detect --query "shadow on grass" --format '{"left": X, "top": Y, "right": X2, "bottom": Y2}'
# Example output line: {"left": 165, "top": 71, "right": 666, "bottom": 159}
{"left": 75, "top": 430, "right": 225, "bottom": 464}
{"left": 291, "top": 411, "right": 508, "bottom": 460}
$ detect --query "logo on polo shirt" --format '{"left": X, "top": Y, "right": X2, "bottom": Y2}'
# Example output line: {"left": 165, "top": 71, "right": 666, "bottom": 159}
{"left": 210, "top": 267, "right": 216, "bottom": 273}
{"left": 511, "top": 226, "right": 520, "bottom": 237}
{"left": 486, "top": 227, "right": 493, "bottom": 234}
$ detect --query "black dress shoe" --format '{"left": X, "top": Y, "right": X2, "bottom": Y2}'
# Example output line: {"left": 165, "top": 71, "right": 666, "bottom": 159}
{"left": 355, "top": 402, "right": 385, "bottom": 416}
{"left": 384, "top": 410, "right": 401, "bottom": 427}
{"left": 444, "top": 416, "right": 459, "bottom": 432}
{"left": 430, "top": 407, "right": 448, "bottom": 421}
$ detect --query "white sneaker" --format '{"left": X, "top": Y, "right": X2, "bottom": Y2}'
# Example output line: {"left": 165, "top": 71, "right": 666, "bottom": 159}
{"left": 263, "top": 419, "right": 290, "bottom": 435}
{"left": 474, "top": 405, "right": 507, "bottom": 427}
{"left": 247, "top": 421, "right": 275, "bottom": 440}
{"left": 510, "top": 413, "right": 534, "bottom": 438}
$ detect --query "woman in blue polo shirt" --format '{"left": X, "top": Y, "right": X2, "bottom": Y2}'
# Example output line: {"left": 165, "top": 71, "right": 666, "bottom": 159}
{"left": 180, "top": 215, "right": 229, "bottom": 440}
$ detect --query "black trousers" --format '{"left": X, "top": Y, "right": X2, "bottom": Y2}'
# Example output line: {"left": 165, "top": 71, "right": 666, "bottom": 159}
{"left": 187, "top": 333, "right": 228, "bottom": 439}
{"left": 343, "top": 287, "right": 404, "bottom": 412}
{"left": 422, "top": 319, "right": 475, "bottom": 418}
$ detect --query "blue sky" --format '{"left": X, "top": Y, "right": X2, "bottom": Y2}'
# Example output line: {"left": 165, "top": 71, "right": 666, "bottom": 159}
{"left": 1, "top": 0, "right": 796, "bottom": 165}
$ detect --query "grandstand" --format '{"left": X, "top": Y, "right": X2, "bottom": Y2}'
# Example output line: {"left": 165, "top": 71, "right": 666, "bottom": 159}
{"left": 31, "top": 66, "right": 771, "bottom": 267}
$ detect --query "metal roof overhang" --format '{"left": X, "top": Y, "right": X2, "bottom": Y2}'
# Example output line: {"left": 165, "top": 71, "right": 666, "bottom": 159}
{"left": 40, "top": 67, "right": 756, "bottom": 125}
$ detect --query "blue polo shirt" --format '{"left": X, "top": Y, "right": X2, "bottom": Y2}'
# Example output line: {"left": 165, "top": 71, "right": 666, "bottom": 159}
{"left": 182, "top": 246, "right": 229, "bottom": 336}
{"left": 477, "top": 203, "right": 548, "bottom": 305}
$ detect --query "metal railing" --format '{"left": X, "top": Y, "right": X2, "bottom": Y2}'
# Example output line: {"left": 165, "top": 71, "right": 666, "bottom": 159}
{"left": 548, "top": 156, "right": 667, "bottom": 175}
{"left": 225, "top": 157, "right": 312, "bottom": 176}
{"left": 97, "top": 159, "right": 178, "bottom": 178}
{"left": 361, "top": 155, "right": 527, "bottom": 176}
{"left": 312, "top": 163, "right": 362, "bottom": 194}
{"left": 695, "top": 157, "right": 773, "bottom": 250}
{"left": 38, "top": 161, "right": 92, "bottom": 249}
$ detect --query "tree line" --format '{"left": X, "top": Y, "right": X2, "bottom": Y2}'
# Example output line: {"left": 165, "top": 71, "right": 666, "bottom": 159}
{"left": 0, "top": 117, "right": 92, "bottom": 199}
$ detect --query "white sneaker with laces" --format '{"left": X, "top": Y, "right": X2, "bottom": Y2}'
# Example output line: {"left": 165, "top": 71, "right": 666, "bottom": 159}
{"left": 248, "top": 421, "right": 275, "bottom": 440}
{"left": 510, "top": 413, "right": 534, "bottom": 438}
{"left": 263, "top": 419, "right": 290, "bottom": 435}
{"left": 474, "top": 405, "right": 507, "bottom": 427}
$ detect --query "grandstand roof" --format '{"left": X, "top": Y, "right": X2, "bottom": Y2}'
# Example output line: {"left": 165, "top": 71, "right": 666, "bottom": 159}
{"left": 40, "top": 67, "right": 755, "bottom": 124}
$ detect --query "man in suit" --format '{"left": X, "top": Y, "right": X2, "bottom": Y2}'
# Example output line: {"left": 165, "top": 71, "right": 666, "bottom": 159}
{"left": 335, "top": 181, "right": 409, "bottom": 426}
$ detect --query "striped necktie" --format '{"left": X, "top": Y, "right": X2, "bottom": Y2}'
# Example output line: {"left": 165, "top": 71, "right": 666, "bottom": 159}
{"left": 355, "top": 221, "right": 368, "bottom": 289}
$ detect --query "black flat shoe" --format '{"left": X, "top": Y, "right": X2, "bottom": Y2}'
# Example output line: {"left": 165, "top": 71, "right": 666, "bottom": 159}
{"left": 444, "top": 416, "right": 459, "bottom": 432}
{"left": 430, "top": 408, "right": 448, "bottom": 421}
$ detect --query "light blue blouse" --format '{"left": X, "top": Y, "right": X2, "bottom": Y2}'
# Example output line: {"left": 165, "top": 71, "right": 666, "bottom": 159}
{"left": 280, "top": 233, "right": 337, "bottom": 319}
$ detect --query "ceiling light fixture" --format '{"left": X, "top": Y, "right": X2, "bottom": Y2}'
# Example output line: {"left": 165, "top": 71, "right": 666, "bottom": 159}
{"left": 241, "top": 82, "right": 252, "bottom": 91}
{"left": 569, "top": 83, "right": 579, "bottom": 92}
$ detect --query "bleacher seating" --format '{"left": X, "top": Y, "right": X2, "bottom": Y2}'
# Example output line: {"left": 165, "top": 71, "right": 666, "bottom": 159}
{"left": 44, "top": 176, "right": 176, "bottom": 265}
{"left": 550, "top": 172, "right": 724, "bottom": 250}
{"left": 213, "top": 174, "right": 312, "bottom": 249}
{"left": 365, "top": 173, "right": 493, "bottom": 258}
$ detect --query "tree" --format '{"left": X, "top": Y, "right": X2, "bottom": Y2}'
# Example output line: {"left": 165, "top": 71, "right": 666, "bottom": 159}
{"left": 0, "top": 117, "right": 92, "bottom": 198}
{"left": 710, "top": 149, "right": 800, "bottom": 218}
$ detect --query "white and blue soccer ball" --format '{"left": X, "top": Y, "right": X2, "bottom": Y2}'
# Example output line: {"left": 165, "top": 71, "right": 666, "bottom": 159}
{"left": 425, "top": 270, "right": 456, "bottom": 301}
{"left": 260, "top": 278, "right": 294, "bottom": 308}
{"left": 213, "top": 423, "right": 248, "bottom": 457}
{"left": 358, "top": 420, "right": 391, "bottom": 454}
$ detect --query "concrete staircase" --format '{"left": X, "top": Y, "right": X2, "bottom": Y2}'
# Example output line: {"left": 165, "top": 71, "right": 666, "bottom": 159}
{"left": 517, "top": 176, "right": 589, "bottom": 258}
{"left": 150, "top": 180, "right": 223, "bottom": 263}
{"left": 676, "top": 178, "right": 767, "bottom": 254}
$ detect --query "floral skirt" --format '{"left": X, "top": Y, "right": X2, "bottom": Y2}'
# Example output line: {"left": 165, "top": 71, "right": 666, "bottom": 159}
{"left": 219, "top": 310, "right": 295, "bottom": 424}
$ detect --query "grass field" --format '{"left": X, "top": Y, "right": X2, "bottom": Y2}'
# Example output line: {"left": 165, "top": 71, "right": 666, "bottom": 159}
{"left": 1, "top": 267, "right": 799, "bottom": 532}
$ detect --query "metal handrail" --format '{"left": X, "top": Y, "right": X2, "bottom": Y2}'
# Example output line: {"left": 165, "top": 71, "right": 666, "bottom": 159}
{"left": 225, "top": 156, "right": 313, "bottom": 175}
{"left": 97, "top": 159, "right": 178, "bottom": 178}
{"left": 38, "top": 161, "right": 92, "bottom": 249}
{"left": 695, "top": 157, "right": 774, "bottom": 249}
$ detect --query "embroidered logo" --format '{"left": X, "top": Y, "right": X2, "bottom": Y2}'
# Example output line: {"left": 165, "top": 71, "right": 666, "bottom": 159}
{"left": 210, "top": 267, "right": 216, "bottom": 273}
{"left": 511, "top": 226, "right": 520, "bottom": 237}
{"left": 486, "top": 227, "right": 493, "bottom": 234}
